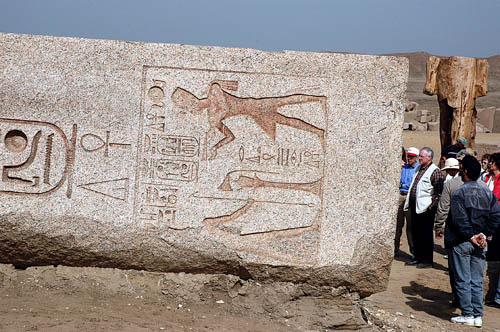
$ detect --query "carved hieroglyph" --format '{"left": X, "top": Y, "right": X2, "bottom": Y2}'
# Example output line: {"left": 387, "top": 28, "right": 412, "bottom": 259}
{"left": 136, "top": 69, "right": 329, "bottom": 265}
{"left": 0, "top": 33, "right": 408, "bottom": 295}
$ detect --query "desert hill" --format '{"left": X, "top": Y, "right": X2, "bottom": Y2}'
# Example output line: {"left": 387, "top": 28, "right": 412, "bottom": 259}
{"left": 388, "top": 52, "right": 500, "bottom": 79}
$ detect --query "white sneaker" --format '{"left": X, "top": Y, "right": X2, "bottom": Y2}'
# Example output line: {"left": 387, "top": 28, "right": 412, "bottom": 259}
{"left": 451, "top": 315, "right": 474, "bottom": 326}
{"left": 474, "top": 317, "right": 482, "bottom": 328}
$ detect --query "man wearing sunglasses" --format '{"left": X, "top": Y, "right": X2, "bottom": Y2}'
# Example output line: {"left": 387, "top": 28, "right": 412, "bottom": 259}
{"left": 395, "top": 147, "right": 419, "bottom": 257}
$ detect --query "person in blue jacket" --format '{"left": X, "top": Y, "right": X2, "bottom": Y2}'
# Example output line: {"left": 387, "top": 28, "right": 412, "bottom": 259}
{"left": 395, "top": 147, "right": 419, "bottom": 257}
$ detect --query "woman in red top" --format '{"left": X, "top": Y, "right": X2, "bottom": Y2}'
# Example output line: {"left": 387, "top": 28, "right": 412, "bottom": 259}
{"left": 489, "top": 153, "right": 500, "bottom": 204}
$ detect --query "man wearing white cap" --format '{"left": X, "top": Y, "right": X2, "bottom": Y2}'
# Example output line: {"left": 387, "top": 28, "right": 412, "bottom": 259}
{"left": 395, "top": 147, "right": 419, "bottom": 257}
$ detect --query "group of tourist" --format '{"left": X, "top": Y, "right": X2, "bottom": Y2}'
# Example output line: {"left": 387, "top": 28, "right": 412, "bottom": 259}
{"left": 396, "top": 138, "right": 500, "bottom": 328}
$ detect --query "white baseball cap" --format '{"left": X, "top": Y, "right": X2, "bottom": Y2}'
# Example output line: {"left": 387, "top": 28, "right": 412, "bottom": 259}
{"left": 407, "top": 147, "right": 419, "bottom": 157}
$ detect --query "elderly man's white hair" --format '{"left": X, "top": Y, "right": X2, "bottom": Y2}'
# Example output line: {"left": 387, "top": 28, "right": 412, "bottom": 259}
{"left": 420, "top": 147, "right": 434, "bottom": 159}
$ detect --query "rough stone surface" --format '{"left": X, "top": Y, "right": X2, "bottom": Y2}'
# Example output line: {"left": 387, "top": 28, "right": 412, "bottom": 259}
{"left": 405, "top": 101, "right": 418, "bottom": 112}
{"left": 476, "top": 122, "right": 491, "bottom": 133}
{"left": 477, "top": 106, "right": 500, "bottom": 133}
{"left": 403, "top": 109, "right": 436, "bottom": 131}
{"left": 0, "top": 263, "right": 375, "bottom": 331}
{"left": 413, "top": 122, "right": 428, "bottom": 131}
{"left": 485, "top": 261, "right": 500, "bottom": 301}
{"left": 419, "top": 115, "right": 432, "bottom": 123}
{"left": 427, "top": 121, "right": 439, "bottom": 131}
{"left": 0, "top": 33, "right": 408, "bottom": 296}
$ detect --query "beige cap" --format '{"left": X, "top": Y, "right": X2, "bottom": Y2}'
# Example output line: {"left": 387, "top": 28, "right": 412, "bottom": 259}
{"left": 441, "top": 158, "right": 460, "bottom": 170}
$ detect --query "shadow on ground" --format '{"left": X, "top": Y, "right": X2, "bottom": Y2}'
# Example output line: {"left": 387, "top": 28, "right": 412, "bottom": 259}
{"left": 394, "top": 250, "right": 448, "bottom": 272}
{"left": 402, "top": 281, "right": 454, "bottom": 320}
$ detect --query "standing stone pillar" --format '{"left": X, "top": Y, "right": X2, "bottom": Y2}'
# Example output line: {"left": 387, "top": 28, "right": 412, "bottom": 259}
{"left": 423, "top": 56, "right": 488, "bottom": 152}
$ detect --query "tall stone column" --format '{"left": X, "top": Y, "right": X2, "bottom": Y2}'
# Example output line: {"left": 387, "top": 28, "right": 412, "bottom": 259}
{"left": 423, "top": 56, "right": 488, "bottom": 151}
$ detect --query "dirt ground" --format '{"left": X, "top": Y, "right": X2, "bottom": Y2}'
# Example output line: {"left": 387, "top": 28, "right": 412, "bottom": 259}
{"left": 0, "top": 263, "right": 372, "bottom": 332}
{"left": 362, "top": 235, "right": 500, "bottom": 332}
{"left": 1, "top": 132, "right": 500, "bottom": 332}
{"left": 1, "top": 237, "right": 499, "bottom": 332}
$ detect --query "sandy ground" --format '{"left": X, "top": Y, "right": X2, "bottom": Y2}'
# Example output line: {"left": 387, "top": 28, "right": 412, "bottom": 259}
{"left": 362, "top": 235, "right": 500, "bottom": 332}
{"left": 1, "top": 236, "right": 499, "bottom": 332}
{"left": 1, "top": 132, "right": 500, "bottom": 332}
{"left": 0, "top": 263, "right": 372, "bottom": 332}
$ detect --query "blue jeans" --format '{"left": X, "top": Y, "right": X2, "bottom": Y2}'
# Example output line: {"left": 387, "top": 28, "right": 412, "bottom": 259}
{"left": 447, "top": 247, "right": 457, "bottom": 302}
{"left": 451, "top": 241, "right": 487, "bottom": 317}
{"left": 495, "top": 275, "right": 500, "bottom": 303}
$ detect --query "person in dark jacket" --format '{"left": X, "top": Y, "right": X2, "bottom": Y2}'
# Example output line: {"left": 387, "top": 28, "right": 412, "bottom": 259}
{"left": 448, "top": 156, "right": 500, "bottom": 327}
{"left": 441, "top": 136, "right": 467, "bottom": 164}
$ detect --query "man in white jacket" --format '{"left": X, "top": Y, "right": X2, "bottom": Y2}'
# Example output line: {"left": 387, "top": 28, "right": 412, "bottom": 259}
{"left": 404, "top": 147, "right": 444, "bottom": 268}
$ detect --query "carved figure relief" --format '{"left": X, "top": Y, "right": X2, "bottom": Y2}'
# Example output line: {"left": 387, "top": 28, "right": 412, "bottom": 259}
{"left": 171, "top": 80, "right": 326, "bottom": 160}
{"left": 135, "top": 68, "right": 328, "bottom": 265}
{"left": 193, "top": 169, "right": 322, "bottom": 235}
{"left": 0, "top": 119, "right": 77, "bottom": 198}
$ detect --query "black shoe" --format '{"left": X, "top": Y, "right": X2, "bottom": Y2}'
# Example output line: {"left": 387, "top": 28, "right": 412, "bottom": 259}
{"left": 405, "top": 259, "right": 419, "bottom": 266}
{"left": 485, "top": 300, "right": 500, "bottom": 308}
{"left": 394, "top": 249, "right": 400, "bottom": 257}
{"left": 416, "top": 262, "right": 433, "bottom": 269}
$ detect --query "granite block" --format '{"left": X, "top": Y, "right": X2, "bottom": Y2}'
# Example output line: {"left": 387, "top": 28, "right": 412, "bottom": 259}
{"left": 427, "top": 122, "right": 440, "bottom": 131}
{"left": 0, "top": 33, "right": 408, "bottom": 296}
{"left": 419, "top": 115, "right": 432, "bottom": 123}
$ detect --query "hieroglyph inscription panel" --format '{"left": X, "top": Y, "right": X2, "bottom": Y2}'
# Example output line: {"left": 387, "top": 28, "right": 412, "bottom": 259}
{"left": 0, "top": 119, "right": 77, "bottom": 198}
{"left": 0, "top": 120, "right": 133, "bottom": 202}
{"left": 134, "top": 66, "right": 330, "bottom": 265}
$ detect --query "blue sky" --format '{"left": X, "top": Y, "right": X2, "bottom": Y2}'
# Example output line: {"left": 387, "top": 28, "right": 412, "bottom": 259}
{"left": 1, "top": 0, "right": 499, "bottom": 57}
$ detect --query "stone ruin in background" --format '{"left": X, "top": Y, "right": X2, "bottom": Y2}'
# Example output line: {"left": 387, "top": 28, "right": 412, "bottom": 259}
{"left": 403, "top": 101, "right": 500, "bottom": 134}
{"left": 403, "top": 101, "right": 438, "bottom": 131}
{"left": 0, "top": 33, "right": 408, "bottom": 296}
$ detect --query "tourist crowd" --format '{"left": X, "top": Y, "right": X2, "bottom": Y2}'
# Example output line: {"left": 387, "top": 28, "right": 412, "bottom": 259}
{"left": 396, "top": 138, "right": 500, "bottom": 328}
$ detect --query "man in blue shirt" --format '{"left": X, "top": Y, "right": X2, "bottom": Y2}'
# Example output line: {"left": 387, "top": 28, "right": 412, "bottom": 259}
{"left": 395, "top": 147, "right": 419, "bottom": 257}
{"left": 448, "top": 156, "right": 500, "bottom": 327}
